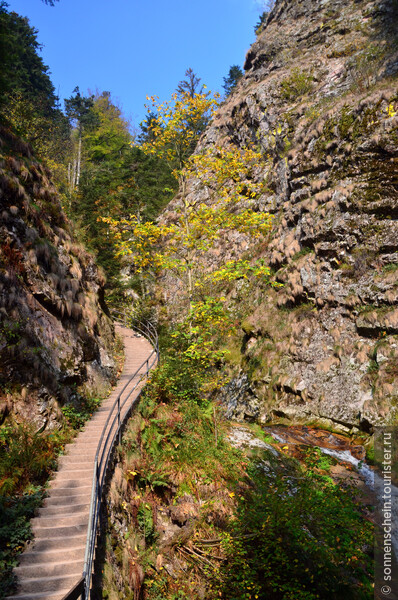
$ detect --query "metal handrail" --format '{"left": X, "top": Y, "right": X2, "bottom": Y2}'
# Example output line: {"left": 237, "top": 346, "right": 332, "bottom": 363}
{"left": 61, "top": 315, "right": 159, "bottom": 600}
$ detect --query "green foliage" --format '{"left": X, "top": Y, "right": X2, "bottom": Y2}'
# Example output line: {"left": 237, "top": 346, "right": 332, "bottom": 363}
{"left": 348, "top": 44, "right": 384, "bottom": 91}
{"left": 0, "top": 4, "right": 70, "bottom": 173}
{"left": 0, "top": 488, "right": 45, "bottom": 598}
{"left": 105, "top": 317, "right": 374, "bottom": 600}
{"left": 280, "top": 68, "right": 314, "bottom": 102}
{"left": 67, "top": 91, "right": 176, "bottom": 305}
{"left": 141, "top": 88, "right": 220, "bottom": 171}
{"left": 254, "top": 10, "right": 268, "bottom": 34}
{"left": 138, "top": 360, "right": 242, "bottom": 489}
{"left": 67, "top": 92, "right": 132, "bottom": 290}
{"left": 0, "top": 423, "right": 65, "bottom": 496}
{"left": 61, "top": 396, "right": 101, "bottom": 430}
{"left": 0, "top": 320, "right": 21, "bottom": 345}
{"left": 223, "top": 65, "right": 244, "bottom": 96}
{"left": 64, "top": 86, "right": 95, "bottom": 132}
{"left": 291, "top": 246, "right": 314, "bottom": 261}
{"left": 123, "top": 146, "right": 177, "bottom": 222}
{"left": 382, "top": 262, "right": 398, "bottom": 273}
{"left": 0, "top": 5, "right": 57, "bottom": 110}
{"left": 212, "top": 454, "right": 373, "bottom": 600}
{"left": 106, "top": 143, "right": 273, "bottom": 306}
{"left": 137, "top": 503, "right": 157, "bottom": 543}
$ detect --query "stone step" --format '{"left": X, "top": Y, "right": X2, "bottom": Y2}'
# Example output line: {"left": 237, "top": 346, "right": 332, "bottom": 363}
{"left": 15, "top": 573, "right": 82, "bottom": 594}
{"left": 57, "top": 454, "right": 95, "bottom": 464}
{"left": 32, "top": 522, "right": 87, "bottom": 538}
{"left": 49, "top": 469, "right": 93, "bottom": 483}
{"left": 18, "top": 546, "right": 85, "bottom": 566}
{"left": 75, "top": 431, "right": 104, "bottom": 439}
{"left": 15, "top": 558, "right": 83, "bottom": 579}
{"left": 45, "top": 485, "right": 91, "bottom": 499}
{"left": 63, "top": 445, "right": 98, "bottom": 456}
{"left": 81, "top": 420, "right": 109, "bottom": 429}
{"left": 5, "top": 589, "right": 72, "bottom": 600}
{"left": 57, "top": 459, "right": 94, "bottom": 471}
{"left": 32, "top": 512, "right": 88, "bottom": 529}
{"left": 27, "top": 534, "right": 86, "bottom": 553}
{"left": 64, "top": 441, "right": 99, "bottom": 449}
{"left": 38, "top": 503, "right": 90, "bottom": 516}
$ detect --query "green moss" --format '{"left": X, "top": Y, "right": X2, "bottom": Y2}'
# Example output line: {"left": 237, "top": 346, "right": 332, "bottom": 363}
{"left": 291, "top": 246, "right": 314, "bottom": 261}
{"left": 241, "top": 318, "right": 255, "bottom": 336}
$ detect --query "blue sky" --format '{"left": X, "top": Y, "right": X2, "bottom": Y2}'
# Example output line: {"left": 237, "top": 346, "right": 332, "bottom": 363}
{"left": 7, "top": 0, "right": 265, "bottom": 128}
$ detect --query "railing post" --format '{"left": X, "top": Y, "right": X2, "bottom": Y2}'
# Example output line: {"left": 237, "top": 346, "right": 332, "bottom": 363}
{"left": 118, "top": 395, "right": 121, "bottom": 446}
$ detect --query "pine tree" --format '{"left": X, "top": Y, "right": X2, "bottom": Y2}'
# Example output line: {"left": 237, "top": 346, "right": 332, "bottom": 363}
{"left": 223, "top": 65, "right": 243, "bottom": 96}
{"left": 64, "top": 87, "right": 95, "bottom": 193}
{"left": 0, "top": 4, "right": 70, "bottom": 185}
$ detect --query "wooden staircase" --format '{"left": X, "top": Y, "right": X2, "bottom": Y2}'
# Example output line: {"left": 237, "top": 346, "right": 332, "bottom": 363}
{"left": 7, "top": 325, "right": 154, "bottom": 600}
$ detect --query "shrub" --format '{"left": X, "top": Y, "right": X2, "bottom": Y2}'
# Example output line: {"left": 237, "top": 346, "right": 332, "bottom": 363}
{"left": 61, "top": 396, "right": 101, "bottom": 430}
{"left": 0, "top": 423, "right": 64, "bottom": 496}
{"left": 0, "top": 488, "right": 45, "bottom": 598}
{"left": 280, "top": 69, "right": 314, "bottom": 102}
{"left": 212, "top": 451, "right": 373, "bottom": 600}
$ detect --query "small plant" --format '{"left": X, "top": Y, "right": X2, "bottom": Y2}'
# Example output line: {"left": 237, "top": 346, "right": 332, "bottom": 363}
{"left": 303, "top": 446, "right": 335, "bottom": 472}
{"left": 348, "top": 44, "right": 384, "bottom": 91}
{"left": 0, "top": 320, "right": 22, "bottom": 345}
{"left": 280, "top": 68, "right": 314, "bottom": 102}
{"left": 382, "top": 262, "right": 398, "bottom": 273}
{"left": 61, "top": 396, "right": 101, "bottom": 429}
{"left": 291, "top": 246, "right": 314, "bottom": 261}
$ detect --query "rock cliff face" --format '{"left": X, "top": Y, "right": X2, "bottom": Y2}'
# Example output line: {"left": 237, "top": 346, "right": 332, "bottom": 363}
{"left": 0, "top": 126, "right": 116, "bottom": 430}
{"left": 163, "top": 0, "right": 398, "bottom": 432}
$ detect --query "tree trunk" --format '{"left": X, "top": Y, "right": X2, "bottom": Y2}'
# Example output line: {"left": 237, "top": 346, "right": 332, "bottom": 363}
{"left": 76, "top": 135, "right": 82, "bottom": 190}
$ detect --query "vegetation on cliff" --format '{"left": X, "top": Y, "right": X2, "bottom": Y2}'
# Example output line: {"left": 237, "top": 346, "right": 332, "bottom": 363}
{"left": 100, "top": 329, "right": 373, "bottom": 600}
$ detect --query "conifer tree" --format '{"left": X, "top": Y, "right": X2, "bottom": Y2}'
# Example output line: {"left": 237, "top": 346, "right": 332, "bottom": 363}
{"left": 0, "top": 3, "right": 70, "bottom": 184}
{"left": 223, "top": 65, "right": 244, "bottom": 96}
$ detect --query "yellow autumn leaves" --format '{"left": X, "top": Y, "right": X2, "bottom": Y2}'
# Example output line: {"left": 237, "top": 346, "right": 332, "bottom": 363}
{"left": 102, "top": 84, "right": 274, "bottom": 306}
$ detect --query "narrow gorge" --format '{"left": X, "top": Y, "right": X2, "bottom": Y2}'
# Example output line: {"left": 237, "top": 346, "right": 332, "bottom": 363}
{"left": 1, "top": 0, "right": 398, "bottom": 598}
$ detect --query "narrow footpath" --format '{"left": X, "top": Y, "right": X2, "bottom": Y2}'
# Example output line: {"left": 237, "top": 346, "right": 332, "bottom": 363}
{"left": 7, "top": 324, "right": 155, "bottom": 600}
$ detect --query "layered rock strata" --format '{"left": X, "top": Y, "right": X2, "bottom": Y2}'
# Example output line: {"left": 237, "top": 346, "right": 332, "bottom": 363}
{"left": 0, "top": 126, "right": 116, "bottom": 430}
{"left": 162, "top": 0, "right": 398, "bottom": 432}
